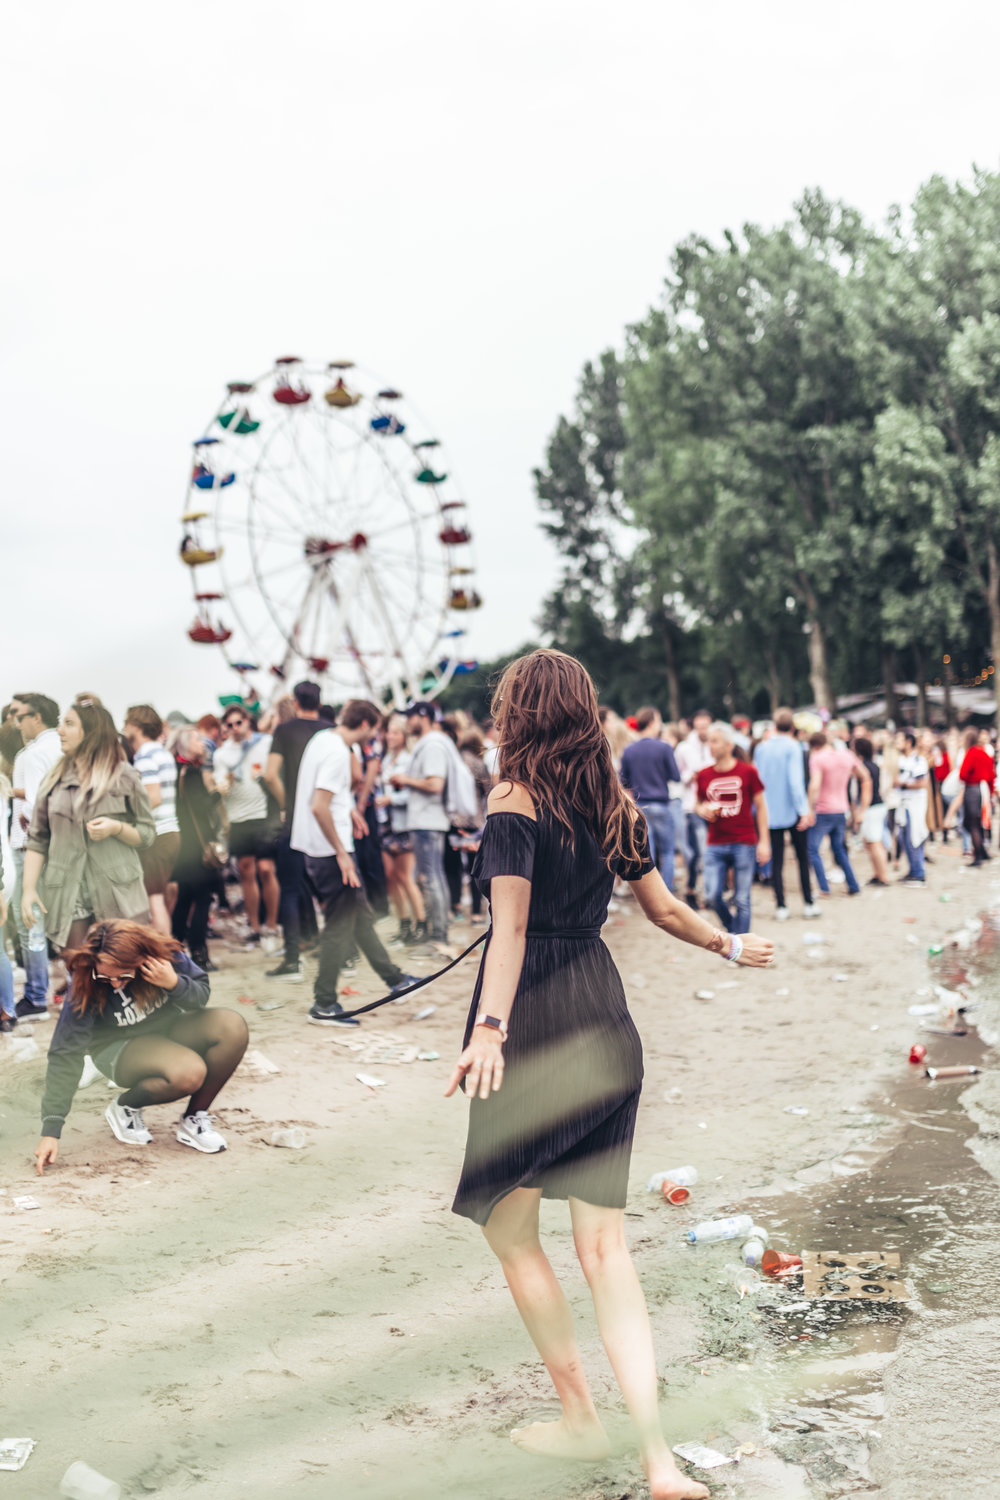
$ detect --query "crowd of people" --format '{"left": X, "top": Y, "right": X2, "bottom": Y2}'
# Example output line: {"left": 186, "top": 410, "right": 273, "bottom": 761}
{"left": 0, "top": 681, "right": 994, "bottom": 1159}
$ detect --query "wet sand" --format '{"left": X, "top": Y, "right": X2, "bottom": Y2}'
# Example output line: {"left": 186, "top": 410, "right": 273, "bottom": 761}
{"left": 2, "top": 841, "right": 997, "bottom": 1498}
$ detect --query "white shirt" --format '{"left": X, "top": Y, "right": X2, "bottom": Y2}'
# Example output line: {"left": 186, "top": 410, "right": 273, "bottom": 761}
{"left": 898, "top": 753, "right": 929, "bottom": 809}
{"left": 290, "top": 729, "right": 355, "bottom": 858}
{"left": 133, "top": 740, "right": 179, "bottom": 836}
{"left": 675, "top": 732, "right": 714, "bottom": 815}
{"left": 10, "top": 727, "right": 62, "bottom": 851}
{"left": 405, "top": 732, "right": 451, "bottom": 832}
{"left": 214, "top": 732, "right": 272, "bottom": 824}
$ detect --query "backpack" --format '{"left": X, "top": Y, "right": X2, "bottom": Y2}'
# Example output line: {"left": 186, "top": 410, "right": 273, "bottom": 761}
{"left": 442, "top": 739, "right": 482, "bottom": 827}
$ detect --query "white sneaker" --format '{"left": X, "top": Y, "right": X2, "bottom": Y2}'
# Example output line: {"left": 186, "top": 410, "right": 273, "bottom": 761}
{"left": 775, "top": 907, "right": 790, "bottom": 922}
{"left": 176, "top": 1111, "right": 227, "bottom": 1153}
{"left": 105, "top": 1098, "right": 152, "bottom": 1146}
{"left": 78, "top": 1055, "right": 105, "bottom": 1089}
{"left": 803, "top": 904, "right": 822, "bottom": 919}
{"left": 260, "top": 928, "right": 281, "bottom": 956}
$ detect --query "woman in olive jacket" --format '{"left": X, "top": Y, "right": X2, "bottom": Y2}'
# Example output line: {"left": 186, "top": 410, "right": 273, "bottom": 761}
{"left": 20, "top": 698, "right": 156, "bottom": 953}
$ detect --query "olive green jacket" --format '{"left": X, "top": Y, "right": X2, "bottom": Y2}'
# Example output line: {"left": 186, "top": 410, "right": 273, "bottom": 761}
{"left": 26, "top": 762, "right": 156, "bottom": 948}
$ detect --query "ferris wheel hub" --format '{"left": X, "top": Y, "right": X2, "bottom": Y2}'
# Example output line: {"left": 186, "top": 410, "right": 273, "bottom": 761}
{"left": 304, "top": 532, "right": 369, "bottom": 561}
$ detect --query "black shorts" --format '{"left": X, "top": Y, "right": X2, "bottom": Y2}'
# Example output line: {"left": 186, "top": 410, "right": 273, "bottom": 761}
{"left": 228, "top": 819, "right": 276, "bottom": 860}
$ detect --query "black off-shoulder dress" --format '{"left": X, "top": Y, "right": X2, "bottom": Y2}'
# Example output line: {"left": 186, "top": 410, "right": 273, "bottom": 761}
{"left": 452, "top": 808, "right": 652, "bottom": 1225}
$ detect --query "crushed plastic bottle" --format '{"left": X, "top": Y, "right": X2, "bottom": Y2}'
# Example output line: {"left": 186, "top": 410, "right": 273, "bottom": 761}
{"left": 686, "top": 1214, "right": 753, "bottom": 1245}
{"left": 60, "top": 1461, "right": 121, "bottom": 1500}
{"left": 646, "top": 1165, "right": 698, "bottom": 1192}
{"left": 269, "top": 1127, "right": 305, "bottom": 1149}
{"left": 27, "top": 908, "right": 46, "bottom": 953}
{"left": 802, "top": 932, "right": 826, "bottom": 946}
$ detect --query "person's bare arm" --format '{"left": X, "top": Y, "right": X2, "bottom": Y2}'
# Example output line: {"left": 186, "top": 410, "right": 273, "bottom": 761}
{"left": 144, "top": 782, "right": 163, "bottom": 810}
{"left": 392, "top": 771, "right": 445, "bottom": 794}
{"left": 632, "top": 868, "right": 773, "bottom": 966}
{"left": 854, "top": 761, "right": 872, "bottom": 816}
{"left": 357, "top": 756, "right": 380, "bottom": 814}
{"left": 753, "top": 789, "right": 771, "bottom": 864}
{"left": 263, "top": 751, "right": 285, "bottom": 810}
{"left": 808, "top": 766, "right": 822, "bottom": 813}
{"left": 445, "top": 873, "right": 530, "bottom": 1101}
{"left": 311, "top": 788, "right": 360, "bottom": 887}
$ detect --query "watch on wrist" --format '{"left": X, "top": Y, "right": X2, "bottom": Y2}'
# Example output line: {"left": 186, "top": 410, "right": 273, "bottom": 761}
{"left": 474, "top": 1012, "right": 509, "bottom": 1042}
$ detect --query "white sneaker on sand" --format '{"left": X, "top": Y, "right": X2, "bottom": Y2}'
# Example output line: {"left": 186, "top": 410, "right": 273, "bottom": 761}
{"left": 775, "top": 907, "right": 790, "bottom": 922}
{"left": 105, "top": 1099, "right": 152, "bottom": 1146}
{"left": 803, "top": 904, "right": 822, "bottom": 919}
{"left": 260, "top": 928, "right": 281, "bottom": 956}
{"left": 176, "top": 1111, "right": 227, "bottom": 1153}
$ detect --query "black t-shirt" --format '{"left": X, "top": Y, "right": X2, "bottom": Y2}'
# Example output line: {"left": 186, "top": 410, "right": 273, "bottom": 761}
{"left": 270, "top": 717, "right": 324, "bottom": 813}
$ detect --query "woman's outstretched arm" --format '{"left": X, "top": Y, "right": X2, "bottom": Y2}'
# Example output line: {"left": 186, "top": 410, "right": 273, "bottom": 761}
{"left": 631, "top": 869, "right": 773, "bottom": 967}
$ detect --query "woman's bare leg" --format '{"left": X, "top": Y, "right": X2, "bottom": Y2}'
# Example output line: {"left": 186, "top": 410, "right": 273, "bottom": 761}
{"left": 483, "top": 1187, "right": 609, "bottom": 1460}
{"left": 865, "top": 839, "right": 889, "bottom": 883}
{"left": 570, "top": 1198, "right": 708, "bottom": 1500}
{"left": 397, "top": 851, "right": 425, "bottom": 923}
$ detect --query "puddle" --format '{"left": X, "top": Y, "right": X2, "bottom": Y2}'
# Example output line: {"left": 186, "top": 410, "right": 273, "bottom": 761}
{"left": 609, "top": 915, "right": 1000, "bottom": 1498}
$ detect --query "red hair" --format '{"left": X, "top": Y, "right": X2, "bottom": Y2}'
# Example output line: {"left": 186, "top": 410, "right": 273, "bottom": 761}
{"left": 66, "top": 920, "right": 182, "bottom": 1017}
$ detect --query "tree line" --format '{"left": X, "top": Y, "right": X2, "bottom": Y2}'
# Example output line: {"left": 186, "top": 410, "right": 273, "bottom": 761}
{"left": 452, "top": 170, "right": 1000, "bottom": 724}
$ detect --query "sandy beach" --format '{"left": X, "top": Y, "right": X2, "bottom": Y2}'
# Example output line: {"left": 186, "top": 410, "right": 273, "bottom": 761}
{"left": 3, "top": 841, "right": 997, "bottom": 1498}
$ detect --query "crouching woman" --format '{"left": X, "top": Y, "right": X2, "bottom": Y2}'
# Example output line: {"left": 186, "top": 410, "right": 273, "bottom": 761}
{"left": 36, "top": 919, "right": 248, "bottom": 1172}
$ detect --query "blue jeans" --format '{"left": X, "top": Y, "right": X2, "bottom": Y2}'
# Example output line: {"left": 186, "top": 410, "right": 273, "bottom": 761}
{"left": 703, "top": 842, "right": 757, "bottom": 933}
{"left": 808, "top": 812, "right": 859, "bottom": 894}
{"left": 685, "top": 812, "right": 708, "bottom": 890}
{"left": 12, "top": 849, "right": 49, "bottom": 1006}
{"left": 411, "top": 830, "right": 449, "bottom": 942}
{"left": 897, "top": 809, "right": 926, "bottom": 880}
{"left": 638, "top": 800, "right": 677, "bottom": 892}
{"left": 0, "top": 939, "right": 13, "bottom": 1018}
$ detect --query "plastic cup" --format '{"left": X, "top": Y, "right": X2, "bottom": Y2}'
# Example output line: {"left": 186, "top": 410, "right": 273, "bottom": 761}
{"left": 60, "top": 1461, "right": 122, "bottom": 1500}
{"left": 661, "top": 1180, "right": 690, "bottom": 1205}
{"left": 269, "top": 1127, "right": 305, "bottom": 1149}
{"left": 909, "top": 1044, "right": 927, "bottom": 1064}
{"left": 761, "top": 1249, "right": 802, "bottom": 1276}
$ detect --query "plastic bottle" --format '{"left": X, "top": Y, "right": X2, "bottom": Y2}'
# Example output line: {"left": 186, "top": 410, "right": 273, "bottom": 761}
{"left": 269, "top": 1127, "right": 305, "bottom": 1149}
{"left": 686, "top": 1214, "right": 753, "bottom": 1245}
{"left": 10, "top": 1037, "right": 40, "bottom": 1063}
{"left": 27, "top": 907, "right": 46, "bottom": 953}
{"left": 646, "top": 1166, "right": 699, "bottom": 1192}
{"left": 60, "top": 1462, "right": 122, "bottom": 1500}
{"left": 741, "top": 1226, "right": 770, "bottom": 1266}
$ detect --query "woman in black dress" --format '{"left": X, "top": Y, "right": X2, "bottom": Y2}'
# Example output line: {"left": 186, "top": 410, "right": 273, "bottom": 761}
{"left": 447, "top": 651, "right": 773, "bottom": 1500}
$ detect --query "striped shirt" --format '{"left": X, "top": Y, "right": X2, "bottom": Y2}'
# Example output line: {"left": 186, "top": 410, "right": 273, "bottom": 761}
{"left": 134, "top": 741, "right": 179, "bottom": 835}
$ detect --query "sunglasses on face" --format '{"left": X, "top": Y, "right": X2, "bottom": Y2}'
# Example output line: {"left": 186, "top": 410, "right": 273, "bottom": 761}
{"left": 223, "top": 718, "right": 246, "bottom": 728}
{"left": 92, "top": 968, "right": 135, "bottom": 986}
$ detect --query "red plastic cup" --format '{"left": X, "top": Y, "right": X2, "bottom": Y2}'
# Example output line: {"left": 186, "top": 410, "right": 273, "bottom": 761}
{"left": 909, "top": 1043, "right": 927, "bottom": 1064}
{"left": 762, "top": 1249, "right": 802, "bottom": 1276}
{"left": 660, "top": 1180, "right": 690, "bottom": 1205}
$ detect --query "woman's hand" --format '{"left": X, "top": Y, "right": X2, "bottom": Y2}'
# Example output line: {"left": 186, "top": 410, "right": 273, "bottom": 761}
{"left": 337, "top": 851, "right": 361, "bottom": 889}
{"left": 140, "top": 956, "right": 179, "bottom": 990}
{"left": 735, "top": 933, "right": 775, "bottom": 967}
{"left": 445, "top": 1028, "right": 505, "bottom": 1100}
{"left": 21, "top": 890, "right": 45, "bottom": 931}
{"left": 36, "top": 1138, "right": 59, "bottom": 1175}
{"left": 86, "top": 817, "right": 120, "bottom": 842}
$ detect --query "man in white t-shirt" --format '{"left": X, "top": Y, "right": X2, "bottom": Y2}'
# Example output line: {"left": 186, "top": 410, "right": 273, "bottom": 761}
{"left": 214, "top": 706, "right": 280, "bottom": 948}
{"left": 895, "top": 729, "right": 930, "bottom": 886}
{"left": 291, "top": 700, "right": 415, "bottom": 1027}
{"left": 9, "top": 693, "right": 61, "bottom": 1018}
{"left": 124, "top": 704, "right": 180, "bottom": 937}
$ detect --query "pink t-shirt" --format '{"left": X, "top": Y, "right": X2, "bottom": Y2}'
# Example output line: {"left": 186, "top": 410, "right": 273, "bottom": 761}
{"left": 811, "top": 746, "right": 858, "bottom": 814}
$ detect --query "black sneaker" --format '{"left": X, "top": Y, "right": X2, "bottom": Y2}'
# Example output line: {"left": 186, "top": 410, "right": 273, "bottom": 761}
{"left": 266, "top": 960, "right": 305, "bottom": 983}
{"left": 390, "top": 919, "right": 413, "bottom": 947}
{"left": 191, "top": 951, "right": 218, "bottom": 972}
{"left": 243, "top": 930, "right": 261, "bottom": 946}
{"left": 0, "top": 1012, "right": 17, "bottom": 1033}
{"left": 307, "top": 1001, "right": 360, "bottom": 1027}
{"left": 387, "top": 974, "right": 419, "bottom": 1001}
{"left": 15, "top": 999, "right": 49, "bottom": 1022}
{"left": 404, "top": 921, "right": 429, "bottom": 947}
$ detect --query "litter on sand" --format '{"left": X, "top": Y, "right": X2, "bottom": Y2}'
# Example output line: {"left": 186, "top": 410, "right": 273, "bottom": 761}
{"left": 258, "top": 999, "right": 287, "bottom": 1012}
{"left": 413, "top": 1005, "right": 437, "bottom": 1021}
{"left": 784, "top": 1106, "right": 809, "bottom": 1116}
{"left": 416, "top": 1051, "right": 440, "bottom": 1061}
{"left": 359, "top": 1039, "right": 419, "bottom": 1065}
{"left": 0, "top": 1438, "right": 35, "bottom": 1471}
{"left": 695, "top": 989, "right": 715, "bottom": 1001}
{"left": 673, "top": 1441, "right": 734, "bottom": 1469}
{"left": 801, "top": 1250, "right": 909, "bottom": 1302}
{"left": 243, "top": 1049, "right": 280, "bottom": 1077}
{"left": 13, "top": 1196, "right": 40, "bottom": 1211}
{"left": 356, "top": 1073, "right": 386, "bottom": 1089}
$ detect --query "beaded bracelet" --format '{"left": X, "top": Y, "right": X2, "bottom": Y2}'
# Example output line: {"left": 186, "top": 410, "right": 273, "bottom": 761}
{"left": 726, "top": 934, "right": 744, "bottom": 964}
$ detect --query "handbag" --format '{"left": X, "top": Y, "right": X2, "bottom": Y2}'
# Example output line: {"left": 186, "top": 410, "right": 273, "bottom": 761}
{"left": 185, "top": 774, "right": 230, "bottom": 870}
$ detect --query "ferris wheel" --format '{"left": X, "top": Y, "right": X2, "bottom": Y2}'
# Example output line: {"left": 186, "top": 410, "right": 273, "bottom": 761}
{"left": 179, "top": 357, "right": 482, "bottom": 706}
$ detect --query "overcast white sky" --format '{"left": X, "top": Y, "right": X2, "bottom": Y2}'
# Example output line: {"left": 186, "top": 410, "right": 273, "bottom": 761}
{"left": 5, "top": 0, "right": 1000, "bottom": 721}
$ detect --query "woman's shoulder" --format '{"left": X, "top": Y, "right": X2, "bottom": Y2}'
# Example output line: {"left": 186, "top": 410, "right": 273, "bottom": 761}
{"left": 487, "top": 780, "right": 537, "bottom": 820}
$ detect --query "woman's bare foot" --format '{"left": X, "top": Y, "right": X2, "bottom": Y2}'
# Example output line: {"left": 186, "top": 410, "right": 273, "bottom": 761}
{"left": 510, "top": 1417, "right": 611, "bottom": 1461}
{"left": 645, "top": 1451, "right": 711, "bottom": 1500}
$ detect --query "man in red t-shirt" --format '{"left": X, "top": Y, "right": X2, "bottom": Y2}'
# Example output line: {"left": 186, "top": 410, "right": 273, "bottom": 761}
{"left": 695, "top": 723, "right": 771, "bottom": 934}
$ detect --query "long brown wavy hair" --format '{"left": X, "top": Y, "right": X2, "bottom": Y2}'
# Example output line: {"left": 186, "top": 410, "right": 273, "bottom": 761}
{"left": 41, "top": 698, "right": 127, "bottom": 805}
{"left": 66, "top": 920, "right": 183, "bottom": 1017}
{"left": 491, "top": 649, "right": 646, "bottom": 870}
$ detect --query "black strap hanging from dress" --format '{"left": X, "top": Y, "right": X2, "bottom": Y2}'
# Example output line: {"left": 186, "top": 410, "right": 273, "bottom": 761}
{"left": 335, "top": 931, "right": 489, "bottom": 1018}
